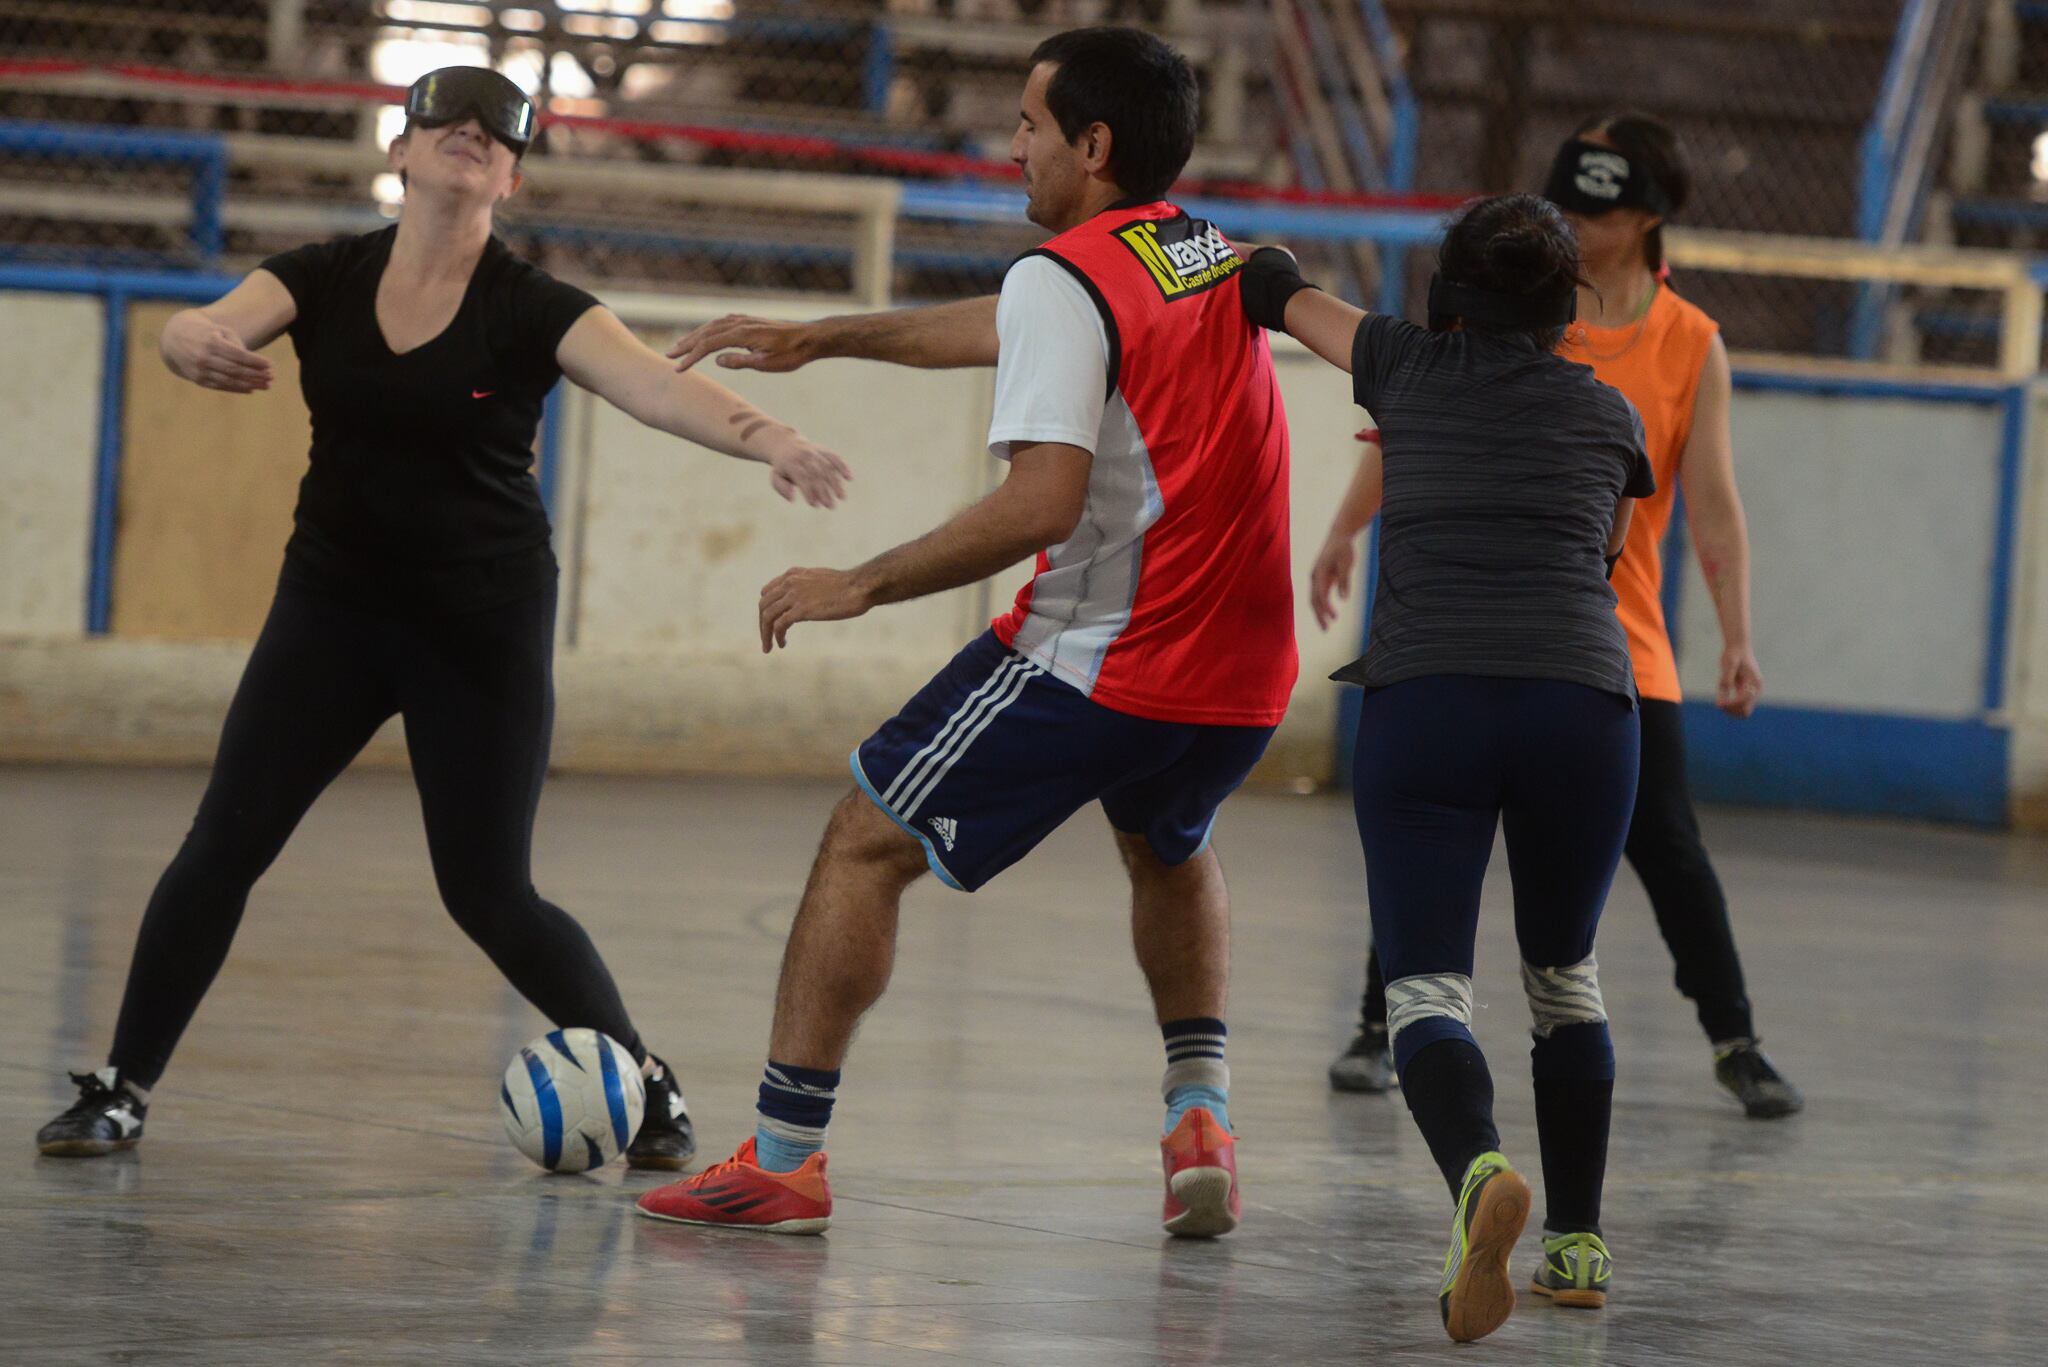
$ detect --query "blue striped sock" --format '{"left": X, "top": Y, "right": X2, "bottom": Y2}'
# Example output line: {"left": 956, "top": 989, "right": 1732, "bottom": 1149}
{"left": 754, "top": 1060, "right": 838, "bottom": 1173}
{"left": 1161, "top": 1017, "right": 1230, "bottom": 1135}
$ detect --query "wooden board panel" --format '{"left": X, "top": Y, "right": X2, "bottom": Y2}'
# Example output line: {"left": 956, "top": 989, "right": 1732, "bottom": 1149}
{"left": 111, "top": 301, "right": 309, "bottom": 641}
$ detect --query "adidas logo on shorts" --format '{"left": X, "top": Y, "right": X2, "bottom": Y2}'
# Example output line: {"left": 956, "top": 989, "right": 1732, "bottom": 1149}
{"left": 928, "top": 816, "right": 958, "bottom": 851}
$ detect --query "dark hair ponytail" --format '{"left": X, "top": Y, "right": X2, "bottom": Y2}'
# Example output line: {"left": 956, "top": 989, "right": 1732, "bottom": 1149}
{"left": 1436, "top": 193, "right": 1587, "bottom": 350}
{"left": 1573, "top": 112, "right": 1690, "bottom": 271}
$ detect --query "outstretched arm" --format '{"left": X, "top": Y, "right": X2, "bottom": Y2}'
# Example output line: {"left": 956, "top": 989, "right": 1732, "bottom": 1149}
{"left": 756, "top": 440, "right": 1091, "bottom": 652}
{"left": 1678, "top": 335, "right": 1762, "bottom": 718}
{"left": 668, "top": 296, "right": 1001, "bottom": 375}
{"left": 1239, "top": 247, "right": 1365, "bottom": 373}
{"left": 158, "top": 270, "right": 296, "bottom": 393}
{"left": 558, "top": 307, "right": 852, "bottom": 508}
{"left": 1280, "top": 288, "right": 1368, "bottom": 374}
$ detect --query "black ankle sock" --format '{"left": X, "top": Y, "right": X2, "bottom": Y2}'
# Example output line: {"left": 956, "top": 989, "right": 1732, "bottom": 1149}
{"left": 1400, "top": 1038, "right": 1501, "bottom": 1199}
{"left": 1533, "top": 1075, "right": 1611, "bottom": 1235}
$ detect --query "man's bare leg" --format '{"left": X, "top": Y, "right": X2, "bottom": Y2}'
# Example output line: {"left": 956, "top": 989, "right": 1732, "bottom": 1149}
{"left": 1117, "top": 826, "right": 1240, "bottom": 1236}
{"left": 1118, "top": 829, "right": 1229, "bottom": 1025}
{"left": 768, "top": 789, "right": 931, "bottom": 1069}
{"left": 634, "top": 791, "right": 932, "bottom": 1230}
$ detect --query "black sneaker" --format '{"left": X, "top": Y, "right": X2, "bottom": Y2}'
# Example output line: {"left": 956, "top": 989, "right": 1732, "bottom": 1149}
{"left": 1328, "top": 1025, "right": 1397, "bottom": 1094}
{"left": 1713, "top": 1040, "right": 1804, "bottom": 1119}
{"left": 628, "top": 1054, "right": 697, "bottom": 1170}
{"left": 38, "top": 1068, "right": 148, "bottom": 1157}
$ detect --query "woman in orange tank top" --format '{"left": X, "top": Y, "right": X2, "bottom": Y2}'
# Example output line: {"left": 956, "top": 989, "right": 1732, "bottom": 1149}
{"left": 1318, "top": 116, "right": 1803, "bottom": 1129}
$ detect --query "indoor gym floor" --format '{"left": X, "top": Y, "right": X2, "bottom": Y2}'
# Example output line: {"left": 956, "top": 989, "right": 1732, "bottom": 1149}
{"left": 3, "top": 764, "right": 2045, "bottom": 1365}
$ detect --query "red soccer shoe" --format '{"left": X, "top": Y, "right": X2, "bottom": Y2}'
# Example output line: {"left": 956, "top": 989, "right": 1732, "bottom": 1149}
{"left": 635, "top": 1138, "right": 832, "bottom": 1235}
{"left": 1161, "top": 1106, "right": 1240, "bottom": 1238}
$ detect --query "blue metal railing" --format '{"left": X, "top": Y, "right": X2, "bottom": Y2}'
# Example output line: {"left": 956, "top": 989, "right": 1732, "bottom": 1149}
{"left": 1296, "top": 0, "right": 1386, "bottom": 190}
{"left": 1356, "top": 0, "right": 1419, "bottom": 315}
{"left": 1850, "top": 0, "right": 1957, "bottom": 358}
{"left": 0, "top": 120, "right": 227, "bottom": 268}
{"left": 0, "top": 131, "right": 1457, "bottom": 634}
{"left": 1357, "top": 0, "right": 1418, "bottom": 193}
{"left": 0, "top": 265, "right": 235, "bottom": 633}
{"left": 1857, "top": 0, "right": 1936, "bottom": 242}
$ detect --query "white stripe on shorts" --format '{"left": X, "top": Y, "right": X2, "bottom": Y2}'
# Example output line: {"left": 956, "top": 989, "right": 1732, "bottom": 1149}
{"left": 899, "top": 657, "right": 1042, "bottom": 820}
{"left": 883, "top": 657, "right": 1030, "bottom": 809}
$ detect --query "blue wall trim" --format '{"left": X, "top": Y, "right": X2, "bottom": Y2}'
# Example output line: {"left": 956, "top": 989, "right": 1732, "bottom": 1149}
{"left": 1682, "top": 702, "right": 2009, "bottom": 827}
{"left": 0, "top": 265, "right": 236, "bottom": 301}
{"left": 87, "top": 292, "right": 129, "bottom": 635}
{"left": 1729, "top": 369, "right": 2009, "bottom": 404}
{"left": 539, "top": 386, "right": 565, "bottom": 520}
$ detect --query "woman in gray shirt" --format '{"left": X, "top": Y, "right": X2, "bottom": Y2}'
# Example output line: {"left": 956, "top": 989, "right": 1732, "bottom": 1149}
{"left": 1241, "top": 194, "right": 1651, "bottom": 1343}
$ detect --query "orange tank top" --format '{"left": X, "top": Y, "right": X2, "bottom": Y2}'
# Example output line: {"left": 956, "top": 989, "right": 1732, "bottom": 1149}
{"left": 1559, "top": 284, "right": 1719, "bottom": 703}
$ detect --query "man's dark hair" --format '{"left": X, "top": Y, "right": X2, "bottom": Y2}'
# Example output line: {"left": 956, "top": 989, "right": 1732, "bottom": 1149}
{"left": 1573, "top": 111, "right": 1690, "bottom": 271}
{"left": 1028, "top": 27, "right": 1199, "bottom": 202}
{"left": 1437, "top": 193, "right": 1587, "bottom": 350}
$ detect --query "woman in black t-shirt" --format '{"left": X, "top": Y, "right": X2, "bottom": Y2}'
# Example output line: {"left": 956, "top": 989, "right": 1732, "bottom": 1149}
{"left": 1240, "top": 195, "right": 1649, "bottom": 1342}
{"left": 38, "top": 69, "right": 849, "bottom": 1168}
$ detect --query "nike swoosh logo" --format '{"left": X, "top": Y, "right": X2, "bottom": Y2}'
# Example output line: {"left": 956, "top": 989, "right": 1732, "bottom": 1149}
{"left": 472, "top": 389, "right": 495, "bottom": 399}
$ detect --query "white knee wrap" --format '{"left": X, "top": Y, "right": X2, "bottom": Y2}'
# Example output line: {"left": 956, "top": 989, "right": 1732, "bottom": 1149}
{"left": 1385, "top": 972, "right": 1475, "bottom": 1041}
{"left": 1522, "top": 955, "right": 1606, "bottom": 1038}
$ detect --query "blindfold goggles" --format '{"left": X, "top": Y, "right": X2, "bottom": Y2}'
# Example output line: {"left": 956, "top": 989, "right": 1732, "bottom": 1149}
{"left": 405, "top": 67, "right": 537, "bottom": 156}
{"left": 1542, "top": 138, "right": 1670, "bottom": 218}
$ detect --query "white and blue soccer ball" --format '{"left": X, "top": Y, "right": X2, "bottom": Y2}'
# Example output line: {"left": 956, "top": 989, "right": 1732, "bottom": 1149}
{"left": 500, "top": 1028, "right": 646, "bottom": 1173}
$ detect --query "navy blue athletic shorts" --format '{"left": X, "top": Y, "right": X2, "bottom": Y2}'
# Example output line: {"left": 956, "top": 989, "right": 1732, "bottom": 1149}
{"left": 852, "top": 631, "right": 1276, "bottom": 891}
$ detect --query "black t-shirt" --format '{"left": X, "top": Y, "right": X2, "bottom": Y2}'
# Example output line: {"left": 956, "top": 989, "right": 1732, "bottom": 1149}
{"left": 260, "top": 227, "right": 599, "bottom": 612}
{"left": 1336, "top": 313, "right": 1655, "bottom": 700}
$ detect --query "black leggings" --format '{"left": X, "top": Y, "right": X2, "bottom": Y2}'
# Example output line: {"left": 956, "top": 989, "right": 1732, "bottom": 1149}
{"left": 1358, "top": 697, "right": 1756, "bottom": 1044}
{"left": 107, "top": 579, "right": 644, "bottom": 1089}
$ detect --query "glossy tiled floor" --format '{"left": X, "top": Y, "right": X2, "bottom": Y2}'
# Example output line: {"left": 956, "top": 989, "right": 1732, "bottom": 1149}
{"left": 5, "top": 766, "right": 2047, "bottom": 1364}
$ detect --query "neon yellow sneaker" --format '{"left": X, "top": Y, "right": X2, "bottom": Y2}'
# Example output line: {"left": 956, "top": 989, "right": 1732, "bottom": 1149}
{"left": 1530, "top": 1230, "right": 1612, "bottom": 1308}
{"left": 1438, "top": 1151, "right": 1531, "bottom": 1343}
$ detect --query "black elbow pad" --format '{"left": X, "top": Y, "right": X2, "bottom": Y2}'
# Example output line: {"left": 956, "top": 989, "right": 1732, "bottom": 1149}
{"left": 1239, "top": 248, "right": 1314, "bottom": 332}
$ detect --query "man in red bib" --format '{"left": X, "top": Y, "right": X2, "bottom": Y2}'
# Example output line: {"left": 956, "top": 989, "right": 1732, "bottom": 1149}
{"left": 639, "top": 27, "right": 1294, "bottom": 1238}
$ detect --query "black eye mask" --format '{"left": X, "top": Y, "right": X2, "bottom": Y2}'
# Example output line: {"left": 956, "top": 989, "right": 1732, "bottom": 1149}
{"left": 406, "top": 67, "right": 537, "bottom": 156}
{"left": 1542, "top": 138, "right": 1670, "bottom": 218}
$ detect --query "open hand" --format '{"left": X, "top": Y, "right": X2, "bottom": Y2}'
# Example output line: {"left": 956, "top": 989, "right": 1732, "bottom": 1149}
{"left": 759, "top": 567, "right": 871, "bottom": 651}
{"left": 764, "top": 432, "right": 853, "bottom": 508}
{"left": 1717, "top": 645, "right": 1763, "bottom": 718}
{"left": 669, "top": 315, "right": 820, "bottom": 374}
{"left": 164, "top": 313, "right": 273, "bottom": 393}
{"left": 1309, "top": 535, "right": 1357, "bottom": 631}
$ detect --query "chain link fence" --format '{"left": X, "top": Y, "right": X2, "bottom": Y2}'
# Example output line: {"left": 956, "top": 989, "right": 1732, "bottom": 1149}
{"left": 1380, "top": 0, "right": 1913, "bottom": 358}
{"left": 0, "top": 0, "right": 1267, "bottom": 300}
{"left": 2, "top": 0, "right": 2035, "bottom": 367}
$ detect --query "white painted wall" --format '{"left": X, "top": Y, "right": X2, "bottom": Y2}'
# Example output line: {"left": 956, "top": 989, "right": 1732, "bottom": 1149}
{"left": 4, "top": 283, "right": 2034, "bottom": 820}
{"left": 0, "top": 294, "right": 101, "bottom": 636}
{"left": 1675, "top": 388, "right": 2008, "bottom": 718}
{"left": 567, "top": 351, "right": 996, "bottom": 658}
{"left": 544, "top": 303, "right": 1370, "bottom": 781}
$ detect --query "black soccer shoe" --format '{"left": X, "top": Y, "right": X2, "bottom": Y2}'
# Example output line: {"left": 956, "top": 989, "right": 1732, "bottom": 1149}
{"left": 1713, "top": 1041, "right": 1804, "bottom": 1119}
{"left": 1328, "top": 1025, "right": 1398, "bottom": 1094}
{"left": 38, "top": 1068, "right": 148, "bottom": 1157}
{"left": 627, "top": 1053, "right": 697, "bottom": 1170}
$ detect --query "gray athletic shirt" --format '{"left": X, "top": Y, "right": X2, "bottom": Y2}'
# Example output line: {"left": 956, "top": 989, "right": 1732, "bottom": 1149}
{"left": 1335, "top": 313, "right": 1655, "bottom": 700}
